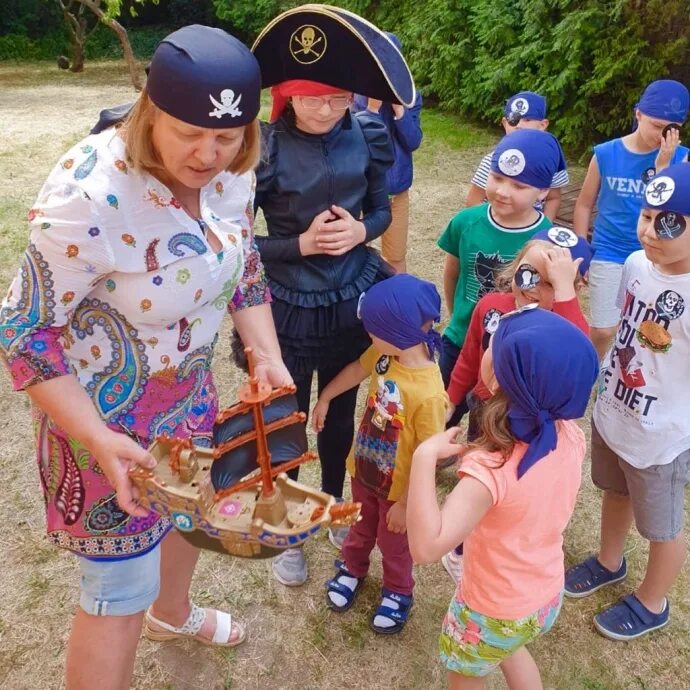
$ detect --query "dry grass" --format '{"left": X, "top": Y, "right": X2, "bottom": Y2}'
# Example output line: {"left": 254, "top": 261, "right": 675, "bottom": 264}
{"left": 0, "top": 61, "right": 688, "bottom": 690}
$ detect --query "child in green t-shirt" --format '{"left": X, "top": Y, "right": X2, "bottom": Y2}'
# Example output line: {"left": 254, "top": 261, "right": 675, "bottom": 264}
{"left": 438, "top": 128, "right": 566, "bottom": 426}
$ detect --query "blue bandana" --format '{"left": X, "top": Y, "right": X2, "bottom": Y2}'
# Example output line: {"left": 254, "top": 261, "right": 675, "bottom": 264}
{"left": 359, "top": 274, "right": 442, "bottom": 360}
{"left": 492, "top": 307, "right": 598, "bottom": 478}
{"left": 148, "top": 25, "right": 261, "bottom": 128}
{"left": 530, "top": 227, "right": 594, "bottom": 276}
{"left": 491, "top": 130, "right": 566, "bottom": 189}
{"left": 635, "top": 80, "right": 689, "bottom": 128}
{"left": 644, "top": 162, "right": 690, "bottom": 216}
{"left": 504, "top": 91, "right": 547, "bottom": 120}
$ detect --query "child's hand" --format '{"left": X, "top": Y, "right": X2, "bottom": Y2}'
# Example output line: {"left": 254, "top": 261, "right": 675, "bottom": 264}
{"left": 542, "top": 247, "right": 581, "bottom": 300}
{"left": 414, "top": 428, "right": 464, "bottom": 464}
{"left": 655, "top": 126, "right": 681, "bottom": 171}
{"left": 311, "top": 398, "right": 330, "bottom": 433}
{"left": 386, "top": 501, "right": 407, "bottom": 534}
{"left": 445, "top": 401, "right": 456, "bottom": 423}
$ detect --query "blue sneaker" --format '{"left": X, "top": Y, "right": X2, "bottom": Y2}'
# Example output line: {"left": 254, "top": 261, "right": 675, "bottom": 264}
{"left": 564, "top": 556, "right": 627, "bottom": 598}
{"left": 594, "top": 594, "right": 670, "bottom": 641}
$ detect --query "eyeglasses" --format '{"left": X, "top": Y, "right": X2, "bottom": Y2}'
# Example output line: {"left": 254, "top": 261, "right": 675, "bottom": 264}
{"left": 297, "top": 95, "right": 352, "bottom": 111}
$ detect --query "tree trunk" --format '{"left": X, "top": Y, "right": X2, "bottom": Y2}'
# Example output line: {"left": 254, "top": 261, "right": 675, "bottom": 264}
{"left": 76, "top": 0, "right": 143, "bottom": 92}
{"left": 104, "top": 17, "right": 143, "bottom": 91}
{"left": 68, "top": 14, "right": 87, "bottom": 72}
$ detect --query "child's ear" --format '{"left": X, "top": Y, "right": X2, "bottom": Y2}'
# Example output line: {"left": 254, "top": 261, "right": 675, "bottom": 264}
{"left": 540, "top": 118, "right": 549, "bottom": 131}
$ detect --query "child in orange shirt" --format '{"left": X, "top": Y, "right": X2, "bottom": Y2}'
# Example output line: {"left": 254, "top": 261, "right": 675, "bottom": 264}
{"left": 407, "top": 307, "right": 598, "bottom": 689}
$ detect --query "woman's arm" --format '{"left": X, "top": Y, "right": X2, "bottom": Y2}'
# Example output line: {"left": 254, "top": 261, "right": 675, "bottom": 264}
{"left": 26, "top": 376, "right": 156, "bottom": 516}
{"left": 464, "top": 183, "right": 486, "bottom": 207}
{"left": 406, "top": 430, "right": 492, "bottom": 563}
{"left": 231, "top": 303, "right": 292, "bottom": 386}
{"left": 573, "top": 156, "right": 600, "bottom": 239}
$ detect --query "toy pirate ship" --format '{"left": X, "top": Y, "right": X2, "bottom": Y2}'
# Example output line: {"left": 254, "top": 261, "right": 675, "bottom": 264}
{"left": 129, "top": 349, "right": 361, "bottom": 558}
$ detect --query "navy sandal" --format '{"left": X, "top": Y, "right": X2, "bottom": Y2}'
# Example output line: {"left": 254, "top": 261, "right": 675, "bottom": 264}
{"left": 370, "top": 587, "right": 413, "bottom": 635}
{"left": 594, "top": 594, "right": 670, "bottom": 641}
{"left": 325, "top": 559, "right": 363, "bottom": 613}
{"left": 564, "top": 555, "right": 627, "bottom": 598}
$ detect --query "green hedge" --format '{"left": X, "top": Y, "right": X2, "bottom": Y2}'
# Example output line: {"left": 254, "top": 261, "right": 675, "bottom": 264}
{"left": 0, "top": 25, "right": 169, "bottom": 62}
{"left": 212, "top": 0, "right": 690, "bottom": 151}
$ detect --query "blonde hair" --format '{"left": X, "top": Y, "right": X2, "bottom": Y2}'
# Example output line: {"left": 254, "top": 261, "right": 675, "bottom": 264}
{"left": 465, "top": 389, "right": 515, "bottom": 463}
{"left": 119, "top": 88, "right": 261, "bottom": 185}
{"left": 494, "top": 238, "right": 585, "bottom": 292}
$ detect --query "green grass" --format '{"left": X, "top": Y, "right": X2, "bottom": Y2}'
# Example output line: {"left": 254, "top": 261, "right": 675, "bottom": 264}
{"left": 421, "top": 107, "right": 497, "bottom": 152}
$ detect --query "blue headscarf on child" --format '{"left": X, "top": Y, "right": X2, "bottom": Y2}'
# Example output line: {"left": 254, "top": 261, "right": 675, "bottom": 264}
{"left": 491, "top": 307, "right": 598, "bottom": 478}
{"left": 358, "top": 274, "right": 442, "bottom": 360}
{"left": 530, "top": 226, "right": 594, "bottom": 276}
{"left": 633, "top": 80, "right": 689, "bottom": 131}
{"left": 491, "top": 129, "right": 566, "bottom": 189}
{"left": 643, "top": 162, "right": 690, "bottom": 216}
{"left": 503, "top": 91, "right": 547, "bottom": 120}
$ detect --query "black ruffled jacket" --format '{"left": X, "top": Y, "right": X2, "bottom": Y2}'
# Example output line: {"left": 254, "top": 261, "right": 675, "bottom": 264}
{"left": 255, "top": 110, "right": 393, "bottom": 307}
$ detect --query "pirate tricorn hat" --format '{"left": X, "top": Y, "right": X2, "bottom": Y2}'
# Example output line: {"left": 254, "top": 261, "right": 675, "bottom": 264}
{"left": 252, "top": 4, "right": 415, "bottom": 107}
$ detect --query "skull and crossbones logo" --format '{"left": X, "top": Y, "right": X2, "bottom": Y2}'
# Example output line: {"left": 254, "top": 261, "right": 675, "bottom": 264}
{"left": 208, "top": 89, "right": 243, "bottom": 119}
{"left": 547, "top": 226, "right": 578, "bottom": 248}
{"left": 510, "top": 98, "right": 529, "bottom": 115}
{"left": 645, "top": 176, "right": 675, "bottom": 206}
{"left": 498, "top": 148, "right": 526, "bottom": 177}
{"left": 290, "top": 25, "right": 327, "bottom": 64}
{"left": 655, "top": 290, "right": 685, "bottom": 320}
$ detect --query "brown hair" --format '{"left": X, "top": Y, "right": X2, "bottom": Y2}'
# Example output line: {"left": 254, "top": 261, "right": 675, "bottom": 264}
{"left": 465, "top": 389, "right": 515, "bottom": 463}
{"left": 494, "top": 239, "right": 585, "bottom": 292}
{"left": 119, "top": 88, "right": 261, "bottom": 185}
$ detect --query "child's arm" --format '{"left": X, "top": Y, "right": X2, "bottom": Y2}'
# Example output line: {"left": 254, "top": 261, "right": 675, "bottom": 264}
{"left": 311, "top": 359, "right": 369, "bottom": 432}
{"left": 543, "top": 187, "right": 562, "bottom": 221}
{"left": 443, "top": 254, "right": 460, "bottom": 315}
{"left": 447, "top": 301, "right": 484, "bottom": 411}
{"left": 464, "top": 184, "right": 486, "bottom": 207}
{"left": 573, "top": 156, "right": 600, "bottom": 239}
{"left": 407, "top": 429, "right": 493, "bottom": 564}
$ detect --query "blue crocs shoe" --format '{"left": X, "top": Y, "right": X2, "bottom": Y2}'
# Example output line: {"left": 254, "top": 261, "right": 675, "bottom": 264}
{"left": 564, "top": 556, "right": 627, "bottom": 598}
{"left": 594, "top": 594, "right": 670, "bottom": 641}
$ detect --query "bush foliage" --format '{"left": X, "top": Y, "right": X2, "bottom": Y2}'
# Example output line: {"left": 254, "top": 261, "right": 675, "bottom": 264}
{"left": 212, "top": 0, "right": 690, "bottom": 150}
{"left": 3, "top": 0, "right": 689, "bottom": 150}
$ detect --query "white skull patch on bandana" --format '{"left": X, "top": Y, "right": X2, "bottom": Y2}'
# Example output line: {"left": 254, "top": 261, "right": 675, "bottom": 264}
{"left": 498, "top": 149, "right": 526, "bottom": 177}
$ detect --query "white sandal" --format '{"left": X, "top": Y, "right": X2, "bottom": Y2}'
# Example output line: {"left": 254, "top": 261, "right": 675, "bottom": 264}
{"left": 143, "top": 603, "right": 246, "bottom": 647}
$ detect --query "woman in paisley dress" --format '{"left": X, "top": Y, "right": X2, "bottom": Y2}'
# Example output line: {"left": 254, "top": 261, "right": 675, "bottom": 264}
{"left": 0, "top": 26, "right": 290, "bottom": 690}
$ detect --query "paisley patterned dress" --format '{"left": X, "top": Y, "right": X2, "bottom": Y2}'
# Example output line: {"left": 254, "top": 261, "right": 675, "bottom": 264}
{"left": 0, "top": 129, "right": 269, "bottom": 559}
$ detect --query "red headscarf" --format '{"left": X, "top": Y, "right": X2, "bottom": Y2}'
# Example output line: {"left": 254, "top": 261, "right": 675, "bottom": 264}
{"left": 270, "top": 79, "right": 345, "bottom": 122}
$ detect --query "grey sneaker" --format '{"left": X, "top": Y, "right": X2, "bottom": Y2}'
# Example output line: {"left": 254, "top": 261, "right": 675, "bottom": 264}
{"left": 328, "top": 526, "right": 350, "bottom": 549}
{"left": 271, "top": 547, "right": 308, "bottom": 586}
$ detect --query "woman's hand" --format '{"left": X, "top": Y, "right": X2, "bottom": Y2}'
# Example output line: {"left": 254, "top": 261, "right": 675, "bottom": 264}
{"left": 655, "top": 126, "right": 681, "bottom": 172}
{"left": 315, "top": 205, "right": 367, "bottom": 256}
{"left": 254, "top": 358, "right": 293, "bottom": 387}
{"left": 88, "top": 429, "right": 157, "bottom": 517}
{"left": 311, "top": 398, "right": 330, "bottom": 432}
{"left": 299, "top": 209, "right": 336, "bottom": 256}
{"left": 386, "top": 501, "right": 407, "bottom": 534}
{"left": 542, "top": 247, "right": 582, "bottom": 301}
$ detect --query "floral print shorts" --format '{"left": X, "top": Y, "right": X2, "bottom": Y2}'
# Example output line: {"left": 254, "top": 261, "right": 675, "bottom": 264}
{"left": 439, "top": 591, "right": 563, "bottom": 677}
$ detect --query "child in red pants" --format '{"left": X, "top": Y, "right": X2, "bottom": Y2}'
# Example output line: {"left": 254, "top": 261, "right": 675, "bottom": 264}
{"left": 312, "top": 274, "right": 447, "bottom": 633}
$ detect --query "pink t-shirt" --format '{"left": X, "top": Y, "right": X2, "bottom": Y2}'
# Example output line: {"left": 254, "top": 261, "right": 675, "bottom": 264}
{"left": 458, "top": 420, "right": 585, "bottom": 619}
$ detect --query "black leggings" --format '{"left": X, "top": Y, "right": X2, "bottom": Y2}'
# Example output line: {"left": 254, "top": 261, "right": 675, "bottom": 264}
{"left": 287, "top": 364, "right": 359, "bottom": 498}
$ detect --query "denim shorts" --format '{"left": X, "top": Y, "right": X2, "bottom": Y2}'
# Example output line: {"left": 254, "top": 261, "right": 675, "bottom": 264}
{"left": 591, "top": 423, "right": 690, "bottom": 541}
{"left": 78, "top": 544, "right": 161, "bottom": 616}
{"left": 588, "top": 260, "right": 625, "bottom": 328}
